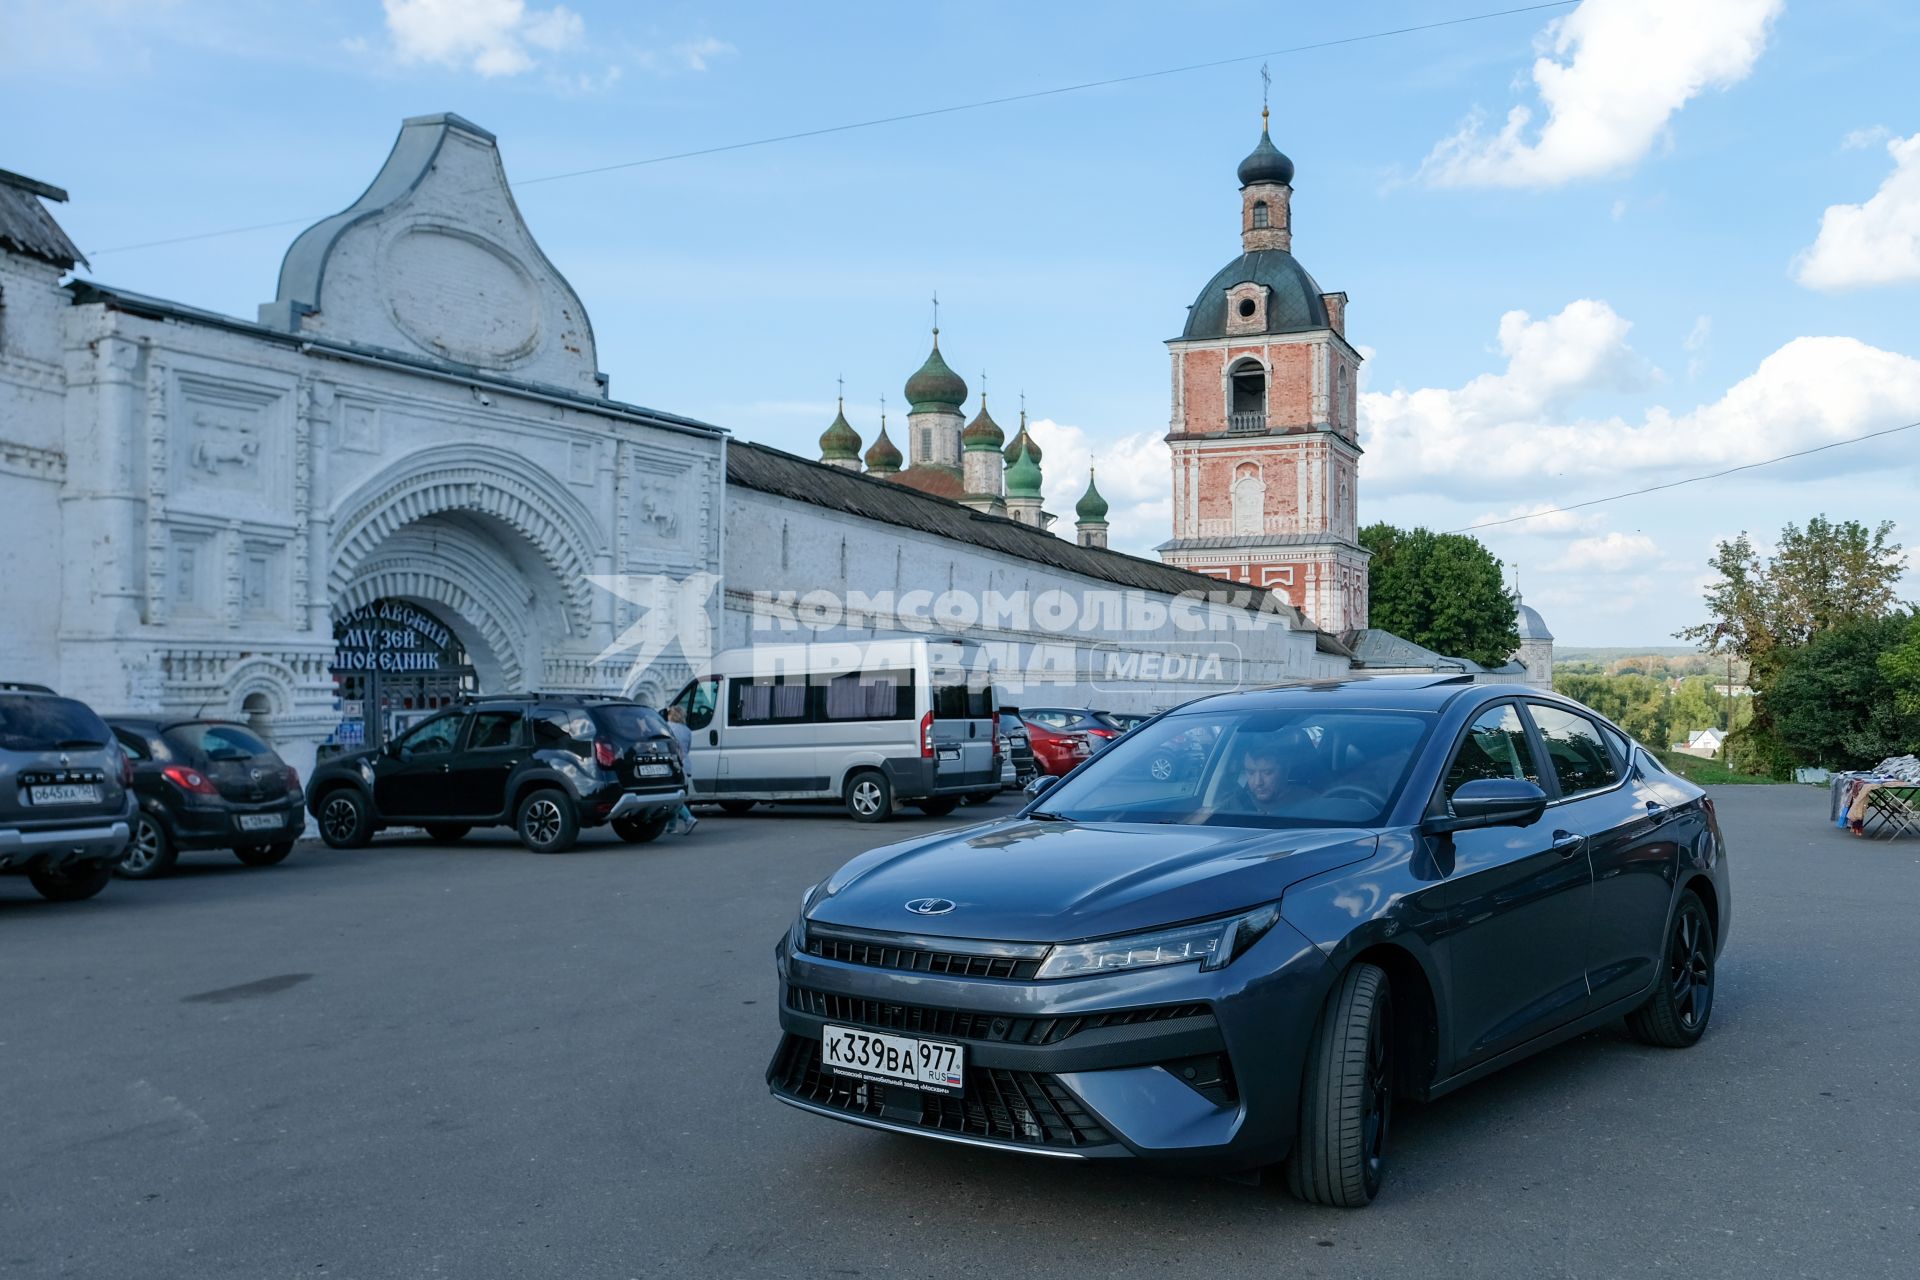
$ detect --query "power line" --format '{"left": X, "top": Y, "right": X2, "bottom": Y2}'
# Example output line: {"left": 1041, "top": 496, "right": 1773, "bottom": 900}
{"left": 1449, "top": 417, "right": 1920, "bottom": 535}
{"left": 85, "top": 1, "right": 1575, "bottom": 258}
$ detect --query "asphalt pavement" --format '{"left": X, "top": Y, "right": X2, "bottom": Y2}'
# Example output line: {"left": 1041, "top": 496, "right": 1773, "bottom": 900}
{"left": 2, "top": 786, "right": 1915, "bottom": 1280}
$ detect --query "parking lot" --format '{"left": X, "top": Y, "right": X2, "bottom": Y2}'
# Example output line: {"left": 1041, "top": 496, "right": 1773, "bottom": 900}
{"left": 3, "top": 785, "right": 1915, "bottom": 1280}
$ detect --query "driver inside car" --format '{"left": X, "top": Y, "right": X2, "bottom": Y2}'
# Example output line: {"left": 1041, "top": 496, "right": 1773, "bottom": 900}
{"left": 1207, "top": 730, "right": 1318, "bottom": 819}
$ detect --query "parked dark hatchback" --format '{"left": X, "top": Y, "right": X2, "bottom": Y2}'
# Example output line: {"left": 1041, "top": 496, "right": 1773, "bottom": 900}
{"left": 770, "top": 677, "right": 1731, "bottom": 1205}
{"left": 108, "top": 718, "right": 305, "bottom": 878}
{"left": 306, "top": 695, "right": 687, "bottom": 854}
{"left": 996, "top": 712, "right": 1038, "bottom": 787}
{"left": 0, "top": 687, "right": 134, "bottom": 901}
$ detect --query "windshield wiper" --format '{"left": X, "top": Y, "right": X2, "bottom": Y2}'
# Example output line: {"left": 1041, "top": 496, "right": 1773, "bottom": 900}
{"left": 1026, "top": 810, "right": 1068, "bottom": 822}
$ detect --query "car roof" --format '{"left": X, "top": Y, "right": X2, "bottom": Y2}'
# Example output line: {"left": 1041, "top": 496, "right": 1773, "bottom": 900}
{"left": 106, "top": 716, "right": 251, "bottom": 732}
{"left": 1178, "top": 674, "right": 1493, "bottom": 715}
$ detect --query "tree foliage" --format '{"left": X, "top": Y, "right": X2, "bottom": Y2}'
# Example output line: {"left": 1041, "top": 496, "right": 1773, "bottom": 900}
{"left": 1360, "top": 524, "right": 1519, "bottom": 668}
{"left": 1768, "top": 613, "right": 1920, "bottom": 768}
{"left": 1879, "top": 615, "right": 1920, "bottom": 718}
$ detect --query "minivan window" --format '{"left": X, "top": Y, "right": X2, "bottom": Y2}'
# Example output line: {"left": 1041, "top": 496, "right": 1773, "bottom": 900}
{"left": 166, "top": 722, "right": 273, "bottom": 762}
{"left": 730, "top": 676, "right": 809, "bottom": 725}
{"left": 672, "top": 678, "right": 719, "bottom": 731}
{"left": 1528, "top": 704, "right": 1620, "bottom": 797}
{"left": 933, "top": 678, "right": 994, "bottom": 719}
{"left": 819, "top": 670, "right": 913, "bottom": 722}
{"left": 0, "top": 695, "right": 111, "bottom": 750}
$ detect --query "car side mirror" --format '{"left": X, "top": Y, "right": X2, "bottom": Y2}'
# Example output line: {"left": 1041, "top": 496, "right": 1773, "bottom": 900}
{"left": 1024, "top": 775, "right": 1059, "bottom": 799}
{"left": 383, "top": 741, "right": 403, "bottom": 759}
{"left": 1423, "top": 778, "right": 1547, "bottom": 835}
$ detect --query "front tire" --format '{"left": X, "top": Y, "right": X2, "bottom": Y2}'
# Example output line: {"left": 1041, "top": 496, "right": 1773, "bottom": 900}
{"left": 233, "top": 841, "right": 295, "bottom": 867}
{"left": 1287, "top": 962, "right": 1394, "bottom": 1208}
{"left": 29, "top": 859, "right": 112, "bottom": 902}
{"left": 517, "top": 788, "right": 579, "bottom": 854}
{"left": 844, "top": 770, "right": 892, "bottom": 823}
{"left": 611, "top": 812, "right": 672, "bottom": 844}
{"left": 317, "top": 790, "right": 373, "bottom": 849}
{"left": 117, "top": 813, "right": 178, "bottom": 879}
{"left": 1627, "top": 890, "right": 1715, "bottom": 1048}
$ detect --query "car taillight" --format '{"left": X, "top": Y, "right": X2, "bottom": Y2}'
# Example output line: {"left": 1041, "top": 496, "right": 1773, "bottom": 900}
{"left": 162, "top": 765, "right": 218, "bottom": 796}
{"left": 593, "top": 739, "right": 618, "bottom": 769}
{"left": 992, "top": 734, "right": 1003, "bottom": 759}
{"left": 119, "top": 749, "right": 134, "bottom": 788}
{"left": 284, "top": 764, "right": 301, "bottom": 790}
{"left": 919, "top": 711, "right": 934, "bottom": 759}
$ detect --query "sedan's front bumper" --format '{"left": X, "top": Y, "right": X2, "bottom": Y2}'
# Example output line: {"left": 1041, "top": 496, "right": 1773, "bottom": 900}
{"left": 767, "top": 918, "right": 1335, "bottom": 1171}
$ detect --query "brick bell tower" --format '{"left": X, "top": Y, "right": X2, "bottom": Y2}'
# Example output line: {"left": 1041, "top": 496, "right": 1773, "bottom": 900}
{"left": 1156, "top": 108, "right": 1368, "bottom": 633}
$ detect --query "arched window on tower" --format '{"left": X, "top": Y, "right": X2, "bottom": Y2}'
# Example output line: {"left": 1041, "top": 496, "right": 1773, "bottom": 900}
{"left": 1228, "top": 359, "right": 1266, "bottom": 432}
{"left": 1231, "top": 462, "right": 1264, "bottom": 535}
{"left": 1252, "top": 201, "right": 1269, "bottom": 229}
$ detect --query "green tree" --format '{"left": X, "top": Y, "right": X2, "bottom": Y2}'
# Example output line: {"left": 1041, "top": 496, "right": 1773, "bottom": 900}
{"left": 1555, "top": 672, "right": 1671, "bottom": 746}
{"left": 1879, "top": 615, "right": 1920, "bottom": 717}
{"left": 1360, "top": 524, "right": 1519, "bottom": 667}
{"left": 1768, "top": 613, "right": 1920, "bottom": 768}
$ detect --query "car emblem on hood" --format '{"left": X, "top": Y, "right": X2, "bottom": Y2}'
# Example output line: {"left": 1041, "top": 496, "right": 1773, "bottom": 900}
{"left": 905, "top": 898, "right": 956, "bottom": 916}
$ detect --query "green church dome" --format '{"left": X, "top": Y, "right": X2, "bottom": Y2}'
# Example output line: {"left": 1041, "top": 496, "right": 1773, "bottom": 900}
{"left": 1075, "top": 468, "right": 1109, "bottom": 522}
{"left": 864, "top": 423, "right": 903, "bottom": 473}
{"left": 818, "top": 401, "right": 861, "bottom": 460}
{"left": 905, "top": 336, "right": 967, "bottom": 410}
{"left": 962, "top": 400, "right": 1005, "bottom": 450}
{"left": 1005, "top": 438, "right": 1043, "bottom": 499}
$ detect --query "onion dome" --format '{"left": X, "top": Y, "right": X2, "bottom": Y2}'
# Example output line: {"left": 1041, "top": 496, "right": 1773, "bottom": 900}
{"left": 864, "top": 422, "right": 903, "bottom": 474}
{"left": 962, "top": 397, "right": 1005, "bottom": 451}
{"left": 1002, "top": 411, "right": 1043, "bottom": 467}
{"left": 1237, "top": 109, "right": 1294, "bottom": 187}
{"left": 1516, "top": 602, "right": 1554, "bottom": 642}
{"left": 1005, "top": 437, "right": 1043, "bottom": 499}
{"left": 904, "top": 333, "right": 968, "bottom": 410}
{"left": 1075, "top": 468, "right": 1109, "bottom": 523}
{"left": 818, "top": 398, "right": 861, "bottom": 461}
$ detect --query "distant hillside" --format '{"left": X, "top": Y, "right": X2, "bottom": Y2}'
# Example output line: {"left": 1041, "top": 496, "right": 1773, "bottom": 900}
{"left": 1556, "top": 646, "right": 1748, "bottom": 682}
{"left": 1556, "top": 646, "right": 1703, "bottom": 666}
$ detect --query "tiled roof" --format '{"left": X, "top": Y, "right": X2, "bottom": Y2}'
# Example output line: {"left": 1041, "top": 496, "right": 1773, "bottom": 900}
{"left": 0, "top": 170, "right": 85, "bottom": 269}
{"left": 727, "top": 439, "right": 1317, "bottom": 632}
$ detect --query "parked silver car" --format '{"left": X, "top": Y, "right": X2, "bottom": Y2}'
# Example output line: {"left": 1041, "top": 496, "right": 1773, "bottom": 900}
{"left": 0, "top": 684, "right": 135, "bottom": 901}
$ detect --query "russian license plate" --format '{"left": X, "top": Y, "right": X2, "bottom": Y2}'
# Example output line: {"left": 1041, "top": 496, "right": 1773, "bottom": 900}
{"left": 28, "top": 784, "right": 99, "bottom": 805}
{"left": 936, "top": 746, "right": 960, "bottom": 761}
{"left": 237, "top": 813, "right": 282, "bottom": 831}
{"left": 636, "top": 763, "right": 674, "bottom": 777}
{"left": 821, "top": 1024, "right": 965, "bottom": 1095}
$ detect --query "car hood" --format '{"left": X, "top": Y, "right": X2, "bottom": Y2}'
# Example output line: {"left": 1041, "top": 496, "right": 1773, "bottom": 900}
{"left": 808, "top": 817, "right": 1378, "bottom": 943}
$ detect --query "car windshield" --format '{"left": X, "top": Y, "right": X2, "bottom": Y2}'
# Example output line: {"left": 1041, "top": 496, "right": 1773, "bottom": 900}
{"left": 590, "top": 703, "right": 670, "bottom": 741}
{"left": 1034, "top": 706, "right": 1435, "bottom": 829}
{"left": 0, "top": 694, "right": 112, "bottom": 751}
{"left": 164, "top": 722, "right": 275, "bottom": 762}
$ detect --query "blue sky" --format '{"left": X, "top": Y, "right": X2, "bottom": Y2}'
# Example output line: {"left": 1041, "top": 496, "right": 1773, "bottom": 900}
{"left": 5, "top": 0, "right": 1917, "bottom": 645}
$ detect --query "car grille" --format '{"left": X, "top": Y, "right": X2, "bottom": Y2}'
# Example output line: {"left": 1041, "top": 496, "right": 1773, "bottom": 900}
{"left": 769, "top": 1034, "right": 1113, "bottom": 1150}
{"left": 788, "top": 985, "right": 1212, "bottom": 1047}
{"left": 804, "top": 930, "right": 1044, "bottom": 981}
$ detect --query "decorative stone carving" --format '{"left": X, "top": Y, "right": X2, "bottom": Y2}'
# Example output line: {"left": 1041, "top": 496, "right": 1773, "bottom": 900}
{"left": 189, "top": 407, "right": 261, "bottom": 475}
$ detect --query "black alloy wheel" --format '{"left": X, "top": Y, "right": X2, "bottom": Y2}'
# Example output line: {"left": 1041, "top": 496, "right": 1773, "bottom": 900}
{"left": 233, "top": 841, "right": 296, "bottom": 867}
{"left": 1288, "top": 962, "right": 1394, "bottom": 1208}
{"left": 28, "top": 859, "right": 113, "bottom": 902}
{"left": 517, "top": 788, "right": 579, "bottom": 854}
{"left": 317, "top": 790, "right": 372, "bottom": 849}
{"left": 117, "top": 813, "right": 179, "bottom": 879}
{"left": 612, "top": 812, "right": 672, "bottom": 843}
{"left": 423, "top": 823, "right": 471, "bottom": 843}
{"left": 1627, "top": 889, "right": 1715, "bottom": 1048}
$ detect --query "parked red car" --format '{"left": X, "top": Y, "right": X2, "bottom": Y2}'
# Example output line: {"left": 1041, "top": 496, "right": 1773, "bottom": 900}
{"left": 1021, "top": 718, "right": 1094, "bottom": 776}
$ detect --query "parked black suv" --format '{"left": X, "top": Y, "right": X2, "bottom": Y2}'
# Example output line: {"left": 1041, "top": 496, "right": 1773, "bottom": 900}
{"left": 108, "top": 718, "right": 306, "bottom": 878}
{"left": 1, "top": 684, "right": 135, "bottom": 901}
{"left": 306, "top": 695, "right": 686, "bottom": 854}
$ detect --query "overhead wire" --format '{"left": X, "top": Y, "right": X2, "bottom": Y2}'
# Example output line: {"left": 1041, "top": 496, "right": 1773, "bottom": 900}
{"left": 83, "top": 1, "right": 1576, "bottom": 258}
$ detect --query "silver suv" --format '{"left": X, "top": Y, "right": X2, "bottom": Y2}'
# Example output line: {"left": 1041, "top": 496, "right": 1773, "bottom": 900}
{"left": 0, "top": 684, "right": 135, "bottom": 901}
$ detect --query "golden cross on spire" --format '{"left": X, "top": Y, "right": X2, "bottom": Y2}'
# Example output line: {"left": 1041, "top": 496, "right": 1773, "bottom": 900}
{"left": 931, "top": 290, "right": 940, "bottom": 340}
{"left": 836, "top": 374, "right": 844, "bottom": 407}
{"left": 1261, "top": 62, "right": 1271, "bottom": 129}
{"left": 980, "top": 371, "right": 987, "bottom": 405}
{"left": 879, "top": 393, "right": 887, "bottom": 425}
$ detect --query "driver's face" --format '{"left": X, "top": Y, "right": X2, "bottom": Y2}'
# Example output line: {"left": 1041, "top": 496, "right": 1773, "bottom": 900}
{"left": 1242, "top": 755, "right": 1281, "bottom": 803}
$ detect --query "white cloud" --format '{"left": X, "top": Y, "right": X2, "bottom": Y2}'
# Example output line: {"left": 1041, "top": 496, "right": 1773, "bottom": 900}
{"left": 673, "top": 37, "right": 735, "bottom": 72}
{"left": 1360, "top": 302, "right": 1920, "bottom": 499}
{"left": 1421, "top": 0, "right": 1781, "bottom": 188}
{"left": 1023, "top": 418, "right": 1171, "bottom": 555}
{"left": 380, "top": 0, "right": 582, "bottom": 77}
{"left": 1843, "top": 126, "right": 1892, "bottom": 151}
{"left": 1683, "top": 315, "right": 1711, "bottom": 352}
{"left": 1552, "top": 531, "right": 1659, "bottom": 572}
{"left": 1794, "top": 132, "right": 1920, "bottom": 291}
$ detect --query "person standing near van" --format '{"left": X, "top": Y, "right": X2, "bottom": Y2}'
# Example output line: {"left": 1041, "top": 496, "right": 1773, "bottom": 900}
{"left": 664, "top": 707, "right": 698, "bottom": 834}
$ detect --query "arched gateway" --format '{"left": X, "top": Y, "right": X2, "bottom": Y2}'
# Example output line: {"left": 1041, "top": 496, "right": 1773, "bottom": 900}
{"left": 15, "top": 111, "right": 725, "bottom": 783}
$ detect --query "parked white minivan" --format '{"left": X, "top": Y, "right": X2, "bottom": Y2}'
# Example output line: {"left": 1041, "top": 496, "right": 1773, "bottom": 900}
{"left": 663, "top": 638, "right": 1000, "bottom": 821}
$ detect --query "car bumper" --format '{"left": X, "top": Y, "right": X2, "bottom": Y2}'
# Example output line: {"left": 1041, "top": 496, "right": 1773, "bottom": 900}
{"left": 887, "top": 759, "right": 1000, "bottom": 799}
{"left": 159, "top": 796, "right": 306, "bottom": 849}
{"left": 606, "top": 789, "right": 687, "bottom": 821}
{"left": 0, "top": 816, "right": 132, "bottom": 869}
{"left": 766, "top": 919, "right": 1335, "bottom": 1171}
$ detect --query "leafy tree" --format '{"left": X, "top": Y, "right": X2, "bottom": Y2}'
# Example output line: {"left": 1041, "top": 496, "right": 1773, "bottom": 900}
{"left": 1768, "top": 613, "right": 1920, "bottom": 768}
{"left": 1554, "top": 672, "right": 1671, "bottom": 747}
{"left": 1678, "top": 517, "right": 1905, "bottom": 684}
{"left": 1360, "top": 524, "right": 1519, "bottom": 668}
{"left": 1879, "top": 615, "right": 1920, "bottom": 717}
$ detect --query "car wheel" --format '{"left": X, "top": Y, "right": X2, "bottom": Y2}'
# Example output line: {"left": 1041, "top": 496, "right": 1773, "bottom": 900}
{"left": 915, "top": 796, "right": 960, "bottom": 817}
{"left": 1287, "top": 962, "right": 1394, "bottom": 1208}
{"left": 844, "top": 770, "right": 892, "bottom": 823}
{"left": 117, "top": 813, "right": 178, "bottom": 879}
{"left": 28, "top": 859, "right": 112, "bottom": 902}
{"left": 1626, "top": 889, "right": 1715, "bottom": 1048}
{"left": 718, "top": 800, "right": 756, "bottom": 816}
{"left": 517, "top": 788, "right": 579, "bottom": 854}
{"left": 611, "top": 812, "right": 672, "bottom": 844}
{"left": 317, "top": 790, "right": 372, "bottom": 849}
{"left": 233, "top": 841, "right": 295, "bottom": 867}
{"left": 423, "top": 823, "right": 471, "bottom": 843}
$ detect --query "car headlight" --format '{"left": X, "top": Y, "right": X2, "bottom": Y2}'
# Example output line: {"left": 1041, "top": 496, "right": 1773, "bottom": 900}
{"left": 789, "top": 879, "right": 828, "bottom": 952}
{"left": 1034, "top": 904, "right": 1281, "bottom": 980}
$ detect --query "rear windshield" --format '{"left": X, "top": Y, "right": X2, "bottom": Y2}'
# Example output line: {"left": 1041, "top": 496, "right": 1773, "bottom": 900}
{"left": 933, "top": 679, "right": 994, "bottom": 720}
{"left": 0, "top": 695, "right": 112, "bottom": 751}
{"left": 165, "top": 722, "right": 275, "bottom": 762}
{"left": 590, "top": 703, "right": 671, "bottom": 742}
{"left": 999, "top": 714, "right": 1026, "bottom": 734}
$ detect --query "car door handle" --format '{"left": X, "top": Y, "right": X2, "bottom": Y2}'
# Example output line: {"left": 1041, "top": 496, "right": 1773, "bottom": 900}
{"left": 708, "top": 729, "right": 718, "bottom": 746}
{"left": 1550, "top": 831, "right": 1587, "bottom": 857}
